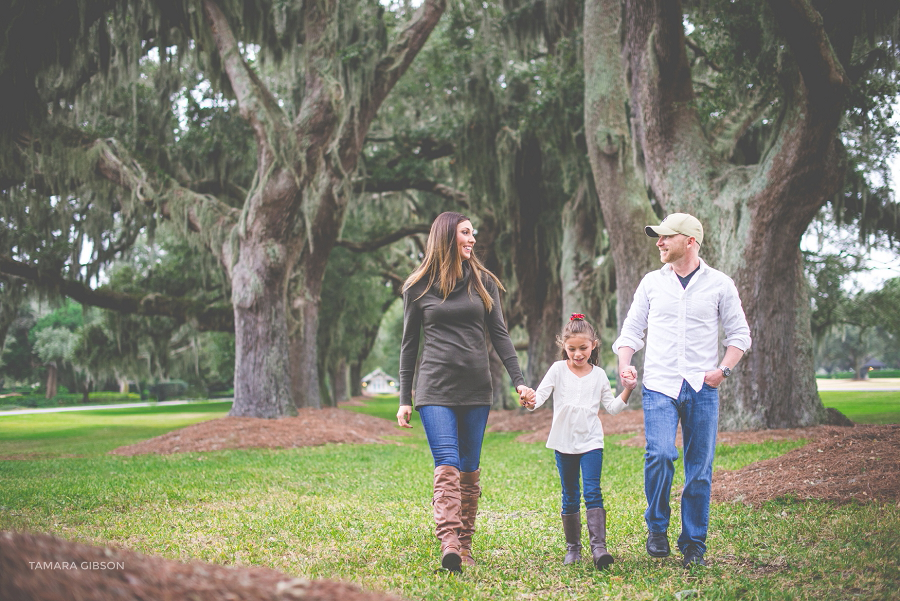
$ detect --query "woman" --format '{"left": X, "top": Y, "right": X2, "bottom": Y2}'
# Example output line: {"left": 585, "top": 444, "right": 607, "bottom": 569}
{"left": 397, "top": 211, "right": 534, "bottom": 573}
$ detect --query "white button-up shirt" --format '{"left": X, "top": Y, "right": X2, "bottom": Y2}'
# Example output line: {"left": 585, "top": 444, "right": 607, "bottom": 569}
{"left": 612, "top": 259, "right": 751, "bottom": 399}
{"left": 529, "top": 361, "right": 627, "bottom": 454}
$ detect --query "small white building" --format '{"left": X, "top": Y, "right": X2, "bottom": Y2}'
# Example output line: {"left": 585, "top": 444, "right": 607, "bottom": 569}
{"left": 361, "top": 368, "right": 399, "bottom": 396}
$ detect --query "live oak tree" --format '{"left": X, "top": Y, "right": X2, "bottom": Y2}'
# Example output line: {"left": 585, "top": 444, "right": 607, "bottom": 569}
{"left": 417, "top": 0, "right": 616, "bottom": 385}
{"left": 1, "top": 0, "right": 446, "bottom": 417}
{"left": 584, "top": 0, "right": 900, "bottom": 428}
{"left": 5, "top": 0, "right": 897, "bottom": 424}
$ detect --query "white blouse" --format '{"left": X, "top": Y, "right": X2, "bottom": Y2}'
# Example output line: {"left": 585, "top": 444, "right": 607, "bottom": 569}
{"left": 529, "top": 360, "right": 628, "bottom": 454}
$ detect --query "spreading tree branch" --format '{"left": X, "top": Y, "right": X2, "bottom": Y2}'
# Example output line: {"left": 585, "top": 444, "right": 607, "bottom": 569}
{"left": 709, "top": 92, "right": 775, "bottom": 159}
{"left": 21, "top": 129, "right": 241, "bottom": 245}
{"left": 354, "top": 178, "right": 470, "bottom": 207}
{"left": 202, "top": 0, "right": 289, "bottom": 157}
{"left": 190, "top": 179, "right": 248, "bottom": 202}
{"left": 765, "top": 0, "right": 849, "bottom": 109}
{"left": 684, "top": 36, "right": 723, "bottom": 72}
{"left": 848, "top": 47, "right": 889, "bottom": 84}
{"left": 379, "top": 270, "right": 406, "bottom": 295}
{"left": 366, "top": 135, "right": 456, "bottom": 162}
{"left": 351, "top": 0, "right": 447, "bottom": 158}
{"left": 622, "top": 0, "right": 713, "bottom": 205}
{"left": 336, "top": 224, "right": 431, "bottom": 252}
{"left": 0, "top": 256, "right": 234, "bottom": 332}
{"left": 92, "top": 138, "right": 240, "bottom": 264}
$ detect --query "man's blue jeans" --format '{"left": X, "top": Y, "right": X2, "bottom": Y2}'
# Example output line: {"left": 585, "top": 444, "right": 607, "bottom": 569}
{"left": 555, "top": 448, "right": 605, "bottom": 514}
{"left": 419, "top": 405, "right": 491, "bottom": 472}
{"left": 643, "top": 381, "right": 718, "bottom": 556}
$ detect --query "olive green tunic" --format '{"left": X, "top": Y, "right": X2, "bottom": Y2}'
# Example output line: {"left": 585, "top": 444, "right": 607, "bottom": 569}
{"left": 399, "top": 263, "right": 525, "bottom": 408}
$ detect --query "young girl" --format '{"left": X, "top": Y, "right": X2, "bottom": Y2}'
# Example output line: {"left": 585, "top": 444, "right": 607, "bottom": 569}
{"left": 523, "top": 314, "right": 637, "bottom": 569}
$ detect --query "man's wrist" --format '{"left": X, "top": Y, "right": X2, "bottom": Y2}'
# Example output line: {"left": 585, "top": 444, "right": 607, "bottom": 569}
{"left": 718, "top": 365, "right": 732, "bottom": 378}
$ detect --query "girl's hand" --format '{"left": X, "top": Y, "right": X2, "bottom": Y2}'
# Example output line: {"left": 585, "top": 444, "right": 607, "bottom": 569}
{"left": 517, "top": 385, "right": 536, "bottom": 409}
{"left": 396, "top": 405, "right": 413, "bottom": 428}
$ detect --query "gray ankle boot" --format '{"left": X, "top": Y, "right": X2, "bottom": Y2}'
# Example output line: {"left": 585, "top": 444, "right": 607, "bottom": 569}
{"left": 561, "top": 512, "right": 582, "bottom": 564}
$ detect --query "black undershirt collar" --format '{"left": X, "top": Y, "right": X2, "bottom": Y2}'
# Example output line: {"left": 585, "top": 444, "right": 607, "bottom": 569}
{"left": 676, "top": 263, "right": 701, "bottom": 289}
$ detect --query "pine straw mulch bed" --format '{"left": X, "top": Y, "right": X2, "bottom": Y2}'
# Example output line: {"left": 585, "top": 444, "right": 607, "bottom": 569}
{"left": 0, "top": 531, "right": 400, "bottom": 601}
{"left": 486, "top": 407, "right": 900, "bottom": 506}
{"left": 110, "top": 407, "right": 409, "bottom": 456}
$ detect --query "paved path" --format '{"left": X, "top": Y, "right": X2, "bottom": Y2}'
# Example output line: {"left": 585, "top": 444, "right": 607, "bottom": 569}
{"left": 816, "top": 378, "right": 900, "bottom": 392}
{"left": 0, "top": 399, "right": 232, "bottom": 417}
{"left": 2, "top": 380, "right": 896, "bottom": 416}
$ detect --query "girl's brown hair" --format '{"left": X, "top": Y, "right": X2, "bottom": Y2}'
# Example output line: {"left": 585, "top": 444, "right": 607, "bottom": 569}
{"left": 557, "top": 314, "right": 600, "bottom": 365}
{"left": 402, "top": 212, "right": 503, "bottom": 311}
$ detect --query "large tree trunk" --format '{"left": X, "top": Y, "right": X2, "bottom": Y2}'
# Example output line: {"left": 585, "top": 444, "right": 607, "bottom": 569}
{"left": 583, "top": 0, "right": 658, "bottom": 322}
{"left": 329, "top": 358, "right": 349, "bottom": 404}
{"left": 498, "top": 131, "right": 563, "bottom": 383}
{"left": 45, "top": 363, "right": 58, "bottom": 400}
{"left": 584, "top": 0, "right": 665, "bottom": 399}
{"left": 487, "top": 338, "right": 512, "bottom": 409}
{"left": 0, "top": 277, "right": 25, "bottom": 353}
{"left": 204, "top": 0, "right": 445, "bottom": 416}
{"left": 723, "top": 98, "right": 845, "bottom": 428}
{"left": 290, "top": 286, "right": 324, "bottom": 410}
{"left": 230, "top": 241, "right": 298, "bottom": 418}
{"left": 475, "top": 218, "right": 522, "bottom": 408}
{"left": 288, "top": 182, "right": 343, "bottom": 409}
{"left": 349, "top": 362, "right": 363, "bottom": 397}
{"left": 560, "top": 181, "right": 605, "bottom": 322}
{"left": 583, "top": 0, "right": 849, "bottom": 429}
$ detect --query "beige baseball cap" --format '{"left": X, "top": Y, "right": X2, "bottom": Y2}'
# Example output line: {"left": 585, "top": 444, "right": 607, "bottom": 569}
{"left": 645, "top": 213, "right": 703, "bottom": 246}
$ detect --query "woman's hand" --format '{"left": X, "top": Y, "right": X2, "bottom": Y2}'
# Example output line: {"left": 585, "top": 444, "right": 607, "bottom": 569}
{"left": 517, "top": 385, "right": 536, "bottom": 409}
{"left": 396, "top": 405, "right": 413, "bottom": 428}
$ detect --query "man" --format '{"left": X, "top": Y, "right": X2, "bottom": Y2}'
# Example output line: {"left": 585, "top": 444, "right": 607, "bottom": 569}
{"left": 613, "top": 213, "right": 751, "bottom": 568}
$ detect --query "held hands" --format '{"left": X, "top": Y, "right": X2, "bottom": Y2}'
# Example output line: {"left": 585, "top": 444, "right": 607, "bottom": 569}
{"left": 396, "top": 405, "right": 413, "bottom": 428}
{"left": 620, "top": 366, "right": 638, "bottom": 390}
{"left": 517, "top": 385, "right": 536, "bottom": 409}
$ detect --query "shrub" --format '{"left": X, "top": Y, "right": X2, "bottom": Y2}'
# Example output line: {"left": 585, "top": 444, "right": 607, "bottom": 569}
{"left": 147, "top": 381, "right": 189, "bottom": 403}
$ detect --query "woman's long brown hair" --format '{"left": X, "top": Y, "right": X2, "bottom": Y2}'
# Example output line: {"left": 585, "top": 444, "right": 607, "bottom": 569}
{"left": 402, "top": 212, "right": 503, "bottom": 311}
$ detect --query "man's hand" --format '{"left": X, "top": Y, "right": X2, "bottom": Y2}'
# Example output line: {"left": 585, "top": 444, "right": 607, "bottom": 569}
{"left": 703, "top": 369, "right": 725, "bottom": 388}
{"left": 621, "top": 366, "right": 638, "bottom": 390}
{"left": 396, "top": 405, "right": 413, "bottom": 428}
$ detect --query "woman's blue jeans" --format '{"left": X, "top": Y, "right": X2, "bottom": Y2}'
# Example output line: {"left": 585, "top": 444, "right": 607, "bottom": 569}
{"left": 643, "top": 381, "right": 718, "bottom": 556}
{"left": 418, "top": 405, "right": 491, "bottom": 472}
{"left": 555, "top": 448, "right": 604, "bottom": 514}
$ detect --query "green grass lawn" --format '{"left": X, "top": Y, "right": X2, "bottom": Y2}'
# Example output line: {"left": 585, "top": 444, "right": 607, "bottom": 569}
{"left": 819, "top": 391, "right": 900, "bottom": 424}
{"left": 0, "top": 391, "right": 235, "bottom": 412}
{"left": 0, "top": 391, "right": 145, "bottom": 411}
{"left": 0, "top": 396, "right": 898, "bottom": 600}
{"left": 0, "top": 401, "right": 232, "bottom": 458}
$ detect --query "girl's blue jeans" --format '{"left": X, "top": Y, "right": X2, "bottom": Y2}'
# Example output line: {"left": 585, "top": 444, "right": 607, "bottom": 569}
{"left": 418, "top": 404, "right": 490, "bottom": 472}
{"left": 555, "top": 448, "right": 605, "bottom": 514}
{"left": 643, "top": 380, "right": 719, "bottom": 557}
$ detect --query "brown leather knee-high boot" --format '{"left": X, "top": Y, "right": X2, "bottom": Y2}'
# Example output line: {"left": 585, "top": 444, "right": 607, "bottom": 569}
{"left": 561, "top": 512, "right": 583, "bottom": 564}
{"left": 433, "top": 465, "right": 463, "bottom": 572}
{"left": 586, "top": 507, "right": 614, "bottom": 569}
{"left": 459, "top": 469, "right": 481, "bottom": 566}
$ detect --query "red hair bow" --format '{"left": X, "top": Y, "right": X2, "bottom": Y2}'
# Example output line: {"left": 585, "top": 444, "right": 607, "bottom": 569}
{"left": 570, "top": 313, "right": 585, "bottom": 321}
